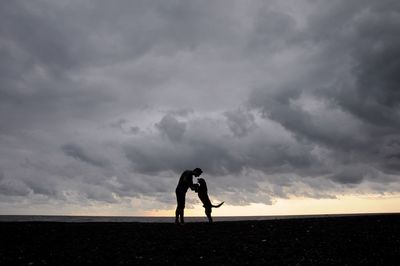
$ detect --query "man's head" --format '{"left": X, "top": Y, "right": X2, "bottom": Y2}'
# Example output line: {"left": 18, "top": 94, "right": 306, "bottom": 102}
{"left": 193, "top": 168, "right": 203, "bottom": 177}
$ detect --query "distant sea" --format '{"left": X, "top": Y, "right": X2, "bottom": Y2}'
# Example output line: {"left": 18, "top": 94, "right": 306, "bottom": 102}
{"left": 0, "top": 213, "right": 394, "bottom": 223}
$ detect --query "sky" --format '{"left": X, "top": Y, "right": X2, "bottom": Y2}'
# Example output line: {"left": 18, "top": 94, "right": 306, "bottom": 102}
{"left": 1, "top": 0, "right": 400, "bottom": 216}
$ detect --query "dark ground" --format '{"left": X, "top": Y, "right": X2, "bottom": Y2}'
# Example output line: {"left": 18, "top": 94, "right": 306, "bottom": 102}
{"left": 1, "top": 214, "right": 399, "bottom": 265}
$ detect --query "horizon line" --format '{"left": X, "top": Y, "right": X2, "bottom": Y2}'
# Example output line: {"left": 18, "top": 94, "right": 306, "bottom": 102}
{"left": 1, "top": 211, "right": 399, "bottom": 218}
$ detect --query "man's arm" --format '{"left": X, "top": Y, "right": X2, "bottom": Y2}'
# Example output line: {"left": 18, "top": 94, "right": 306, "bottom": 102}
{"left": 190, "top": 183, "right": 199, "bottom": 192}
{"left": 186, "top": 172, "right": 198, "bottom": 191}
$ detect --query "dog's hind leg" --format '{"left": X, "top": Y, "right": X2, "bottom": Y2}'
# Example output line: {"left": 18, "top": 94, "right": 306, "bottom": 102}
{"left": 205, "top": 207, "right": 213, "bottom": 223}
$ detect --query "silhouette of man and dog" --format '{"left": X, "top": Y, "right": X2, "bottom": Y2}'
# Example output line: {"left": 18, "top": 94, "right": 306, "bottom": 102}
{"left": 175, "top": 168, "right": 224, "bottom": 224}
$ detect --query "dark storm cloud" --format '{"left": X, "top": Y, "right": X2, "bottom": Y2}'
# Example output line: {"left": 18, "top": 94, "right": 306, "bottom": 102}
{"left": 310, "top": 0, "right": 400, "bottom": 128}
{"left": 249, "top": 0, "right": 400, "bottom": 185}
{"left": 1, "top": 0, "right": 400, "bottom": 213}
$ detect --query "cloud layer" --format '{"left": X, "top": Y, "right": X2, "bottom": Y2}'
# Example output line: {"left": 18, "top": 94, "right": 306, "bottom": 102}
{"left": 1, "top": 0, "right": 399, "bottom": 213}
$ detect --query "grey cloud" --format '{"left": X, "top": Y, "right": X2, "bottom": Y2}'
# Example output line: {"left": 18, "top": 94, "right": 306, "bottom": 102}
{"left": 61, "top": 143, "right": 111, "bottom": 168}
{"left": 83, "top": 184, "right": 119, "bottom": 203}
{"left": 129, "top": 126, "right": 141, "bottom": 135}
{"left": 250, "top": 88, "right": 368, "bottom": 153}
{"left": 0, "top": 172, "right": 31, "bottom": 196}
{"left": 23, "top": 177, "right": 58, "bottom": 197}
{"left": 124, "top": 142, "right": 195, "bottom": 175}
{"left": 224, "top": 109, "right": 257, "bottom": 137}
{"left": 249, "top": 9, "right": 298, "bottom": 53}
{"left": 330, "top": 166, "right": 366, "bottom": 185}
{"left": 125, "top": 117, "right": 241, "bottom": 175}
{"left": 155, "top": 114, "right": 187, "bottom": 142}
{"left": 110, "top": 119, "right": 141, "bottom": 135}
{"left": 0, "top": 0, "right": 245, "bottom": 137}
{"left": 0, "top": 0, "right": 238, "bottom": 70}
{"left": 0, "top": 1, "right": 80, "bottom": 71}
{"left": 166, "top": 108, "right": 194, "bottom": 117}
{"left": 110, "top": 119, "right": 128, "bottom": 129}
{"left": 125, "top": 115, "right": 325, "bottom": 178}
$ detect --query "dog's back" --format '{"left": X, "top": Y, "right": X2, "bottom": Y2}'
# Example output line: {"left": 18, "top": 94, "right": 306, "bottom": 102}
{"left": 197, "top": 178, "right": 211, "bottom": 207}
{"left": 197, "top": 178, "right": 224, "bottom": 208}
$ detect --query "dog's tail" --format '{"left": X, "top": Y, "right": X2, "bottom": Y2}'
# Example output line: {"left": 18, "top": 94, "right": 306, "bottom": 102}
{"left": 212, "top": 201, "right": 224, "bottom": 208}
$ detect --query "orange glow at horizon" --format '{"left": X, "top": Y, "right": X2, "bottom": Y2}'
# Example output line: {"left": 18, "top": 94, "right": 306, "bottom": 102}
{"left": 144, "top": 194, "right": 400, "bottom": 217}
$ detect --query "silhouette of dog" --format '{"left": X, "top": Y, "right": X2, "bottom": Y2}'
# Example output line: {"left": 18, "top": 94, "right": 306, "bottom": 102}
{"left": 195, "top": 178, "right": 224, "bottom": 223}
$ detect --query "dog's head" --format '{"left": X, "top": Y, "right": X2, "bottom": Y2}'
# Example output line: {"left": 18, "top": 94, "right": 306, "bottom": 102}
{"left": 197, "top": 178, "right": 206, "bottom": 186}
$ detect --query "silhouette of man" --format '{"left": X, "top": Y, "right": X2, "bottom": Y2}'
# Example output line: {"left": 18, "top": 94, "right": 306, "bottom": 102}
{"left": 175, "top": 168, "right": 202, "bottom": 224}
